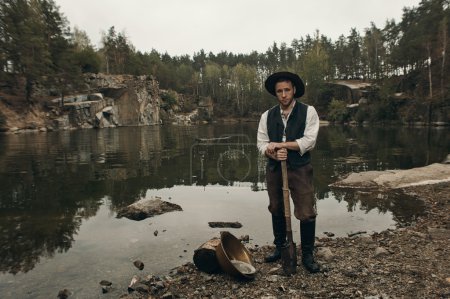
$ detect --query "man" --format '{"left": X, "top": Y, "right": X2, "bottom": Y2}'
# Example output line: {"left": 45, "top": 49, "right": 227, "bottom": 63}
{"left": 257, "top": 71, "right": 320, "bottom": 273}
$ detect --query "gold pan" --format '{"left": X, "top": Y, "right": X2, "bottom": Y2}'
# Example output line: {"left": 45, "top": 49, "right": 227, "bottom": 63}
{"left": 216, "top": 231, "right": 256, "bottom": 280}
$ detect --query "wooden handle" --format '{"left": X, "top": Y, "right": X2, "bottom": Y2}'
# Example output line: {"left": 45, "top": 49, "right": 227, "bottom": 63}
{"left": 281, "top": 160, "right": 292, "bottom": 234}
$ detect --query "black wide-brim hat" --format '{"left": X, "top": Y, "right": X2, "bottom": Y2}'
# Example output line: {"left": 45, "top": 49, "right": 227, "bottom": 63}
{"left": 264, "top": 71, "right": 305, "bottom": 98}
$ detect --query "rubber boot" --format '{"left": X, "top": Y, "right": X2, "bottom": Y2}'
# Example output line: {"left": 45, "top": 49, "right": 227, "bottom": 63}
{"left": 265, "top": 215, "right": 286, "bottom": 263}
{"left": 300, "top": 220, "right": 320, "bottom": 273}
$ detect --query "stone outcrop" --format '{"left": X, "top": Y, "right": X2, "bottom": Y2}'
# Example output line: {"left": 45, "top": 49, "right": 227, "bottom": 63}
{"left": 0, "top": 73, "right": 216, "bottom": 133}
{"left": 330, "top": 163, "right": 450, "bottom": 189}
{"left": 58, "top": 74, "right": 161, "bottom": 129}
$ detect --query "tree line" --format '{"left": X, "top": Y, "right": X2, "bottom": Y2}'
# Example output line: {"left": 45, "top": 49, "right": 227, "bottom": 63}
{"left": 0, "top": 0, "right": 449, "bottom": 118}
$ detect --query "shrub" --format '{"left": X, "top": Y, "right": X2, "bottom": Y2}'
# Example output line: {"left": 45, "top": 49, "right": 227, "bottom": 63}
{"left": 327, "top": 99, "right": 350, "bottom": 123}
{"left": 371, "top": 99, "right": 398, "bottom": 122}
{"left": 354, "top": 105, "right": 370, "bottom": 124}
{"left": 160, "top": 90, "right": 178, "bottom": 110}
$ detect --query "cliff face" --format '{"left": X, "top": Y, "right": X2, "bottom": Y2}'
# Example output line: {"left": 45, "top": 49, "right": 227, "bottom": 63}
{"left": 0, "top": 73, "right": 162, "bottom": 132}
{"left": 66, "top": 73, "right": 161, "bottom": 129}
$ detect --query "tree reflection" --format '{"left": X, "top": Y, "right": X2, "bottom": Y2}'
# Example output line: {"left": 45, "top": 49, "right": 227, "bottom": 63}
{"left": 0, "top": 124, "right": 447, "bottom": 274}
{"left": 331, "top": 188, "right": 426, "bottom": 227}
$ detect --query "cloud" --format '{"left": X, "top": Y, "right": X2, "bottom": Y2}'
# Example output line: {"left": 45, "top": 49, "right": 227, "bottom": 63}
{"left": 55, "top": 0, "right": 421, "bottom": 56}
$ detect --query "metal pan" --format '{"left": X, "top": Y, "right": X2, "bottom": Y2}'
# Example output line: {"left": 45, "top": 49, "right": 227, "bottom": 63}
{"left": 216, "top": 231, "right": 256, "bottom": 280}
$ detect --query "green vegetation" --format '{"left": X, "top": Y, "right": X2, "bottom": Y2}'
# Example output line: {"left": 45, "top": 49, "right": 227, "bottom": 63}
{"left": 160, "top": 90, "right": 178, "bottom": 110}
{"left": 0, "top": 0, "right": 449, "bottom": 120}
{"left": 327, "top": 99, "right": 350, "bottom": 123}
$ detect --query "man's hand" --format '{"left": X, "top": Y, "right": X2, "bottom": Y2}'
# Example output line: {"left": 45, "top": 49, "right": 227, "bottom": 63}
{"left": 265, "top": 146, "right": 287, "bottom": 161}
{"left": 275, "top": 148, "right": 287, "bottom": 161}
{"left": 266, "top": 142, "right": 284, "bottom": 155}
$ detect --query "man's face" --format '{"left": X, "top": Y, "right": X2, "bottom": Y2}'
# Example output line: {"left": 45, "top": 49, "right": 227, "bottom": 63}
{"left": 275, "top": 80, "right": 295, "bottom": 109}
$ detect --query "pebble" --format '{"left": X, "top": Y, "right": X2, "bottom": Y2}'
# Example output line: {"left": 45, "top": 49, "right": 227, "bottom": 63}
{"left": 99, "top": 280, "right": 112, "bottom": 286}
{"left": 135, "top": 282, "right": 151, "bottom": 293}
{"left": 360, "top": 236, "right": 374, "bottom": 244}
{"left": 133, "top": 260, "right": 144, "bottom": 270}
{"left": 155, "top": 281, "right": 165, "bottom": 289}
{"left": 128, "top": 275, "right": 140, "bottom": 289}
{"left": 374, "top": 247, "right": 389, "bottom": 257}
{"left": 268, "top": 267, "right": 280, "bottom": 274}
{"left": 57, "top": 289, "right": 70, "bottom": 299}
{"left": 316, "top": 247, "right": 334, "bottom": 261}
{"left": 239, "top": 235, "right": 250, "bottom": 242}
{"left": 410, "top": 231, "right": 427, "bottom": 238}
{"left": 161, "top": 292, "right": 174, "bottom": 299}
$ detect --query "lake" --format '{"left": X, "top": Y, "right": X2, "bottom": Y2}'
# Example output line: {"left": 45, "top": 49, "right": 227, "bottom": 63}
{"left": 0, "top": 123, "right": 448, "bottom": 298}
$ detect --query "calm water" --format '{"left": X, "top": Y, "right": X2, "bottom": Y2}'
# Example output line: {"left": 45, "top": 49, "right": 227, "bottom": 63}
{"left": 0, "top": 123, "right": 448, "bottom": 298}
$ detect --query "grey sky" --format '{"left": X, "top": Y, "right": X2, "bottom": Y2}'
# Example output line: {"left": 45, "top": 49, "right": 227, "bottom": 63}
{"left": 55, "top": 0, "right": 421, "bottom": 57}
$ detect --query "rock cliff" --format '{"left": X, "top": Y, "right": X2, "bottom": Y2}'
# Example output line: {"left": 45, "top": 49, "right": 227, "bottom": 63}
{"left": 59, "top": 73, "right": 161, "bottom": 130}
{"left": 0, "top": 74, "right": 162, "bottom": 132}
{"left": 0, "top": 73, "right": 214, "bottom": 133}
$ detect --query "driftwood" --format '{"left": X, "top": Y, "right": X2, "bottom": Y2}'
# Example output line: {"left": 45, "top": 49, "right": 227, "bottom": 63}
{"left": 348, "top": 230, "right": 367, "bottom": 237}
{"left": 193, "top": 237, "right": 222, "bottom": 274}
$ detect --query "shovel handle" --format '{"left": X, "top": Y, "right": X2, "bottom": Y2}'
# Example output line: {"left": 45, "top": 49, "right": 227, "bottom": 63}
{"left": 281, "top": 160, "right": 297, "bottom": 275}
{"left": 281, "top": 160, "right": 292, "bottom": 234}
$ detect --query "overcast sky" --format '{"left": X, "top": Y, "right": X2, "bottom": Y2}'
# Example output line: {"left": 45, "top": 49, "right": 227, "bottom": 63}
{"left": 54, "top": 0, "right": 421, "bottom": 57}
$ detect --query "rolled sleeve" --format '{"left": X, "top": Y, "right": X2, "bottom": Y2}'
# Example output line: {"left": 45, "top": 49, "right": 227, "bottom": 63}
{"left": 296, "top": 106, "right": 319, "bottom": 155}
{"left": 257, "top": 111, "right": 269, "bottom": 155}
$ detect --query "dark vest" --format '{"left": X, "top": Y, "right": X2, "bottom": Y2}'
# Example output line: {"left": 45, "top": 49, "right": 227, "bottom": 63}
{"left": 266, "top": 101, "right": 311, "bottom": 171}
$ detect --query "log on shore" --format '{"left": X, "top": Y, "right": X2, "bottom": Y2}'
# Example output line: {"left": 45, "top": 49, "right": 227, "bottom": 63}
{"left": 193, "top": 237, "right": 222, "bottom": 274}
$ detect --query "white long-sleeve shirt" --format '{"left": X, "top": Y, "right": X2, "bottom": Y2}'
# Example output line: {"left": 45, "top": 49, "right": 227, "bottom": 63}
{"left": 257, "top": 102, "right": 320, "bottom": 156}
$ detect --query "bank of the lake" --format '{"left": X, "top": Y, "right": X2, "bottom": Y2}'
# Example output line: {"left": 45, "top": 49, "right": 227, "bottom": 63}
{"left": 117, "top": 181, "right": 449, "bottom": 299}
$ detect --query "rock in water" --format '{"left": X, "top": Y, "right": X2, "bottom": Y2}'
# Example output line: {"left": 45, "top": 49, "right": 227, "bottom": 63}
{"left": 99, "top": 280, "right": 112, "bottom": 286}
{"left": 116, "top": 197, "right": 182, "bottom": 221}
{"left": 208, "top": 221, "right": 242, "bottom": 228}
{"left": 133, "top": 260, "right": 144, "bottom": 270}
{"left": 57, "top": 289, "right": 70, "bottom": 299}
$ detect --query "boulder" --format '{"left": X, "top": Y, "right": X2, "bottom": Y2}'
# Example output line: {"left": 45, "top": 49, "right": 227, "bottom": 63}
{"left": 116, "top": 197, "right": 182, "bottom": 221}
{"left": 330, "top": 163, "right": 450, "bottom": 189}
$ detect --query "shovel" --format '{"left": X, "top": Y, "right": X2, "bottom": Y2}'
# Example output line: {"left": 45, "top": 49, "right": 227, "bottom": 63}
{"left": 280, "top": 160, "right": 297, "bottom": 275}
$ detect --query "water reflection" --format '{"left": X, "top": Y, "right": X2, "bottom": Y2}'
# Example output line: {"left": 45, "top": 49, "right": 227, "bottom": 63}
{"left": 0, "top": 124, "right": 448, "bottom": 275}
{"left": 332, "top": 188, "right": 426, "bottom": 227}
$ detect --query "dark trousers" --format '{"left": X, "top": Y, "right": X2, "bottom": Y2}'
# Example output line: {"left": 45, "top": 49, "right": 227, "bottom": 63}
{"left": 266, "top": 163, "right": 316, "bottom": 221}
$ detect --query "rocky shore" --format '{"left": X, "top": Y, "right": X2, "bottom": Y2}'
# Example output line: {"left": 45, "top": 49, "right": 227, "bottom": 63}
{"left": 104, "top": 165, "right": 450, "bottom": 299}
